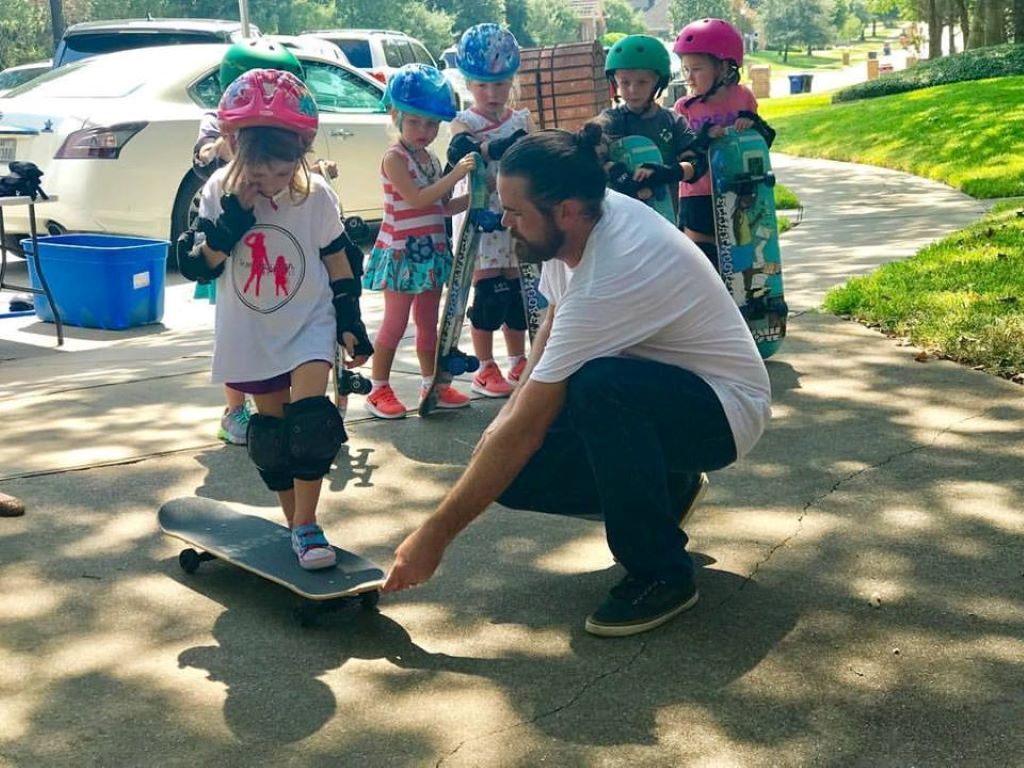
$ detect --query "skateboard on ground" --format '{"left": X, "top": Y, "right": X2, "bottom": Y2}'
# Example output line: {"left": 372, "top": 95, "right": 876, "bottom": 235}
{"left": 419, "top": 152, "right": 488, "bottom": 417}
{"left": 158, "top": 497, "right": 384, "bottom": 627}
{"left": 708, "top": 128, "right": 788, "bottom": 359}
{"left": 607, "top": 135, "right": 677, "bottom": 223}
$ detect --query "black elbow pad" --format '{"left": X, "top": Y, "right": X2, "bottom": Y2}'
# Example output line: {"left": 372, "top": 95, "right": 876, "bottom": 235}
{"left": 177, "top": 230, "right": 225, "bottom": 283}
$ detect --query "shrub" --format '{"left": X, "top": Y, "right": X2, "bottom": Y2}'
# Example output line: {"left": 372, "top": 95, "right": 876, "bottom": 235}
{"left": 832, "top": 43, "right": 1024, "bottom": 103}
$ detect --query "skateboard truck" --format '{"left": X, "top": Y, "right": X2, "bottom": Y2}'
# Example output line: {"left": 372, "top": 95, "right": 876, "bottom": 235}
{"left": 338, "top": 368, "right": 372, "bottom": 397}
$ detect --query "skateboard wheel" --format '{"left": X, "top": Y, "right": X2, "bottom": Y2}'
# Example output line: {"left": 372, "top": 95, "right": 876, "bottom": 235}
{"left": 178, "top": 548, "right": 202, "bottom": 574}
{"left": 447, "top": 357, "right": 466, "bottom": 376}
{"left": 360, "top": 590, "right": 380, "bottom": 610}
{"left": 464, "top": 356, "right": 480, "bottom": 373}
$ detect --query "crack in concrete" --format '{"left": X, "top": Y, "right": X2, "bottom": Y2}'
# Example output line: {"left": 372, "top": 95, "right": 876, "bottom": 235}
{"left": 724, "top": 405, "right": 997, "bottom": 602}
{"left": 435, "top": 641, "right": 647, "bottom": 767}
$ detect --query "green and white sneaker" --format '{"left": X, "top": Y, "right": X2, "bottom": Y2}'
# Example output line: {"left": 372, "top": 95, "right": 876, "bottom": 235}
{"left": 218, "top": 402, "right": 252, "bottom": 445}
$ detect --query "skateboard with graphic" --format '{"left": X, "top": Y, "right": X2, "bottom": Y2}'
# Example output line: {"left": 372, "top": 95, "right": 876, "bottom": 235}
{"left": 516, "top": 260, "right": 545, "bottom": 344}
{"left": 607, "top": 135, "right": 676, "bottom": 223}
{"left": 158, "top": 497, "right": 384, "bottom": 627}
{"left": 708, "top": 128, "right": 788, "bottom": 359}
{"left": 419, "top": 153, "right": 488, "bottom": 417}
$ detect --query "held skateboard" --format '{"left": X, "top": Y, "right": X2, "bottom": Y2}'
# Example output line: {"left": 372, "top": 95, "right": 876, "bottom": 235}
{"left": 158, "top": 497, "right": 384, "bottom": 627}
{"left": 516, "top": 260, "right": 545, "bottom": 344}
{"left": 419, "top": 153, "right": 489, "bottom": 417}
{"left": 708, "top": 128, "right": 788, "bottom": 359}
{"left": 607, "top": 135, "right": 677, "bottom": 223}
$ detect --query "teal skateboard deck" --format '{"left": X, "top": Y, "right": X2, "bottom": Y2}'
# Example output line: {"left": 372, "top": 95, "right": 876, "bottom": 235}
{"left": 158, "top": 497, "right": 383, "bottom": 626}
{"left": 708, "top": 129, "right": 788, "bottom": 359}
{"left": 420, "top": 153, "right": 488, "bottom": 417}
{"left": 607, "top": 135, "right": 676, "bottom": 223}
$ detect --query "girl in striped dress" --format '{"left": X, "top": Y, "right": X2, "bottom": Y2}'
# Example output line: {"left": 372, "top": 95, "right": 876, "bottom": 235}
{"left": 362, "top": 64, "right": 477, "bottom": 419}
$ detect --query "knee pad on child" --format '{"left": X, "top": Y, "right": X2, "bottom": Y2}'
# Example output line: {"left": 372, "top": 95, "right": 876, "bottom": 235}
{"left": 502, "top": 278, "right": 528, "bottom": 331}
{"left": 284, "top": 395, "right": 346, "bottom": 481}
{"left": 247, "top": 414, "right": 293, "bottom": 491}
{"left": 469, "top": 276, "right": 513, "bottom": 331}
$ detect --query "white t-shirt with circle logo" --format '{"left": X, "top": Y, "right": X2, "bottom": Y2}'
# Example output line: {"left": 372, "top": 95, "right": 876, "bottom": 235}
{"left": 198, "top": 169, "right": 343, "bottom": 385}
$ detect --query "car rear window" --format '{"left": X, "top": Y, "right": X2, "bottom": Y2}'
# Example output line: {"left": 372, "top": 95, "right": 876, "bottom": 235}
{"left": 334, "top": 40, "right": 372, "bottom": 68}
{"left": 382, "top": 38, "right": 406, "bottom": 68}
{"left": 57, "top": 31, "right": 224, "bottom": 66}
{"left": 6, "top": 56, "right": 150, "bottom": 99}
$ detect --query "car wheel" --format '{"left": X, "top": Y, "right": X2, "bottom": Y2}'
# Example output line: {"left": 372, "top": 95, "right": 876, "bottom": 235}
{"left": 169, "top": 170, "right": 206, "bottom": 270}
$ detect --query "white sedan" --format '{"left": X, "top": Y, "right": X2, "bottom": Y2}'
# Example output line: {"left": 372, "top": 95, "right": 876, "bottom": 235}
{"left": 0, "top": 44, "right": 405, "bottom": 251}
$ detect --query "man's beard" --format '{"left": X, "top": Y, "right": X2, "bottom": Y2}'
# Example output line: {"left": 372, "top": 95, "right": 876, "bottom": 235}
{"left": 511, "top": 217, "right": 564, "bottom": 264}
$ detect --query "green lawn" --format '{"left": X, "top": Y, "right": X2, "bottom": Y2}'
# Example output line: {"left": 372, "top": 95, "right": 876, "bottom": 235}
{"left": 760, "top": 76, "right": 1024, "bottom": 198}
{"left": 744, "top": 28, "right": 903, "bottom": 76}
{"left": 824, "top": 202, "right": 1024, "bottom": 379}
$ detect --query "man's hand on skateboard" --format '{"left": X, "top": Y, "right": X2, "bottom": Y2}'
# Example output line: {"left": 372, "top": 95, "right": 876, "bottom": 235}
{"left": 383, "top": 520, "right": 451, "bottom": 592}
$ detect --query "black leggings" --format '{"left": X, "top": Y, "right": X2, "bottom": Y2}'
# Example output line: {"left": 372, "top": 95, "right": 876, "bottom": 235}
{"left": 678, "top": 195, "right": 714, "bottom": 237}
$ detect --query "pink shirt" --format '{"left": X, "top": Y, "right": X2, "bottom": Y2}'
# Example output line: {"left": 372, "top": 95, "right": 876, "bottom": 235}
{"left": 674, "top": 85, "right": 759, "bottom": 198}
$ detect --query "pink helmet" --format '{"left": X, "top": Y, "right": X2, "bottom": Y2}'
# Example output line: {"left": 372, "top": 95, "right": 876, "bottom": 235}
{"left": 673, "top": 18, "right": 744, "bottom": 67}
{"left": 218, "top": 69, "right": 319, "bottom": 142}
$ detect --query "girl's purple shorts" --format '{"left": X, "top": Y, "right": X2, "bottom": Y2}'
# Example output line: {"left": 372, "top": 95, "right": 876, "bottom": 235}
{"left": 226, "top": 372, "right": 291, "bottom": 395}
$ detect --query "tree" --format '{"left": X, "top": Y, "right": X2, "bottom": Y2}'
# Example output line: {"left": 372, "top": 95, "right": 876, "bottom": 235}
{"left": 526, "top": 0, "right": 579, "bottom": 44}
{"left": 762, "top": 0, "right": 834, "bottom": 59}
{"left": 604, "top": 0, "right": 647, "bottom": 34}
{"left": 668, "top": 0, "right": 731, "bottom": 33}
{"left": 428, "top": 0, "right": 505, "bottom": 38}
{"left": 506, "top": 0, "right": 536, "bottom": 46}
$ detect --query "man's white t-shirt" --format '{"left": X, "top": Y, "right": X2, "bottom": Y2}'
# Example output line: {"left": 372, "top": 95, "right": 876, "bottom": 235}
{"left": 198, "top": 170, "right": 343, "bottom": 384}
{"left": 532, "top": 191, "right": 771, "bottom": 459}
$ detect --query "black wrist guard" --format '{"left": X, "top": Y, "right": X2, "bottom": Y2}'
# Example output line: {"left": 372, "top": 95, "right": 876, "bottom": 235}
{"left": 487, "top": 129, "right": 527, "bottom": 161}
{"left": 330, "top": 278, "right": 373, "bottom": 357}
{"left": 447, "top": 132, "right": 482, "bottom": 166}
{"left": 177, "top": 228, "right": 225, "bottom": 283}
{"left": 606, "top": 162, "right": 641, "bottom": 197}
{"left": 639, "top": 162, "right": 684, "bottom": 186}
{"left": 738, "top": 110, "right": 777, "bottom": 148}
{"left": 198, "top": 194, "right": 255, "bottom": 254}
{"left": 683, "top": 154, "right": 709, "bottom": 184}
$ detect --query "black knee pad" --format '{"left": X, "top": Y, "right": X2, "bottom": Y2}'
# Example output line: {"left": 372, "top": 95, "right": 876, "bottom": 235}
{"left": 284, "top": 395, "right": 346, "bottom": 481}
{"left": 468, "top": 276, "right": 512, "bottom": 331}
{"left": 503, "top": 278, "right": 528, "bottom": 331}
{"left": 696, "top": 241, "right": 719, "bottom": 271}
{"left": 247, "top": 414, "right": 294, "bottom": 491}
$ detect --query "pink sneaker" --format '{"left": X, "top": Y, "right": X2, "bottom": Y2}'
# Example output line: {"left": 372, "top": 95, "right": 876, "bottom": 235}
{"left": 423, "top": 384, "right": 471, "bottom": 409}
{"left": 365, "top": 384, "right": 408, "bottom": 419}
{"left": 507, "top": 357, "right": 527, "bottom": 383}
{"left": 471, "top": 361, "right": 513, "bottom": 397}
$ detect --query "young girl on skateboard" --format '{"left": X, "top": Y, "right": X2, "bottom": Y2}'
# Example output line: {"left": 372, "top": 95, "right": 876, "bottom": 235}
{"left": 672, "top": 18, "right": 775, "bottom": 268}
{"left": 594, "top": 34, "right": 705, "bottom": 223}
{"left": 178, "top": 69, "right": 373, "bottom": 570}
{"left": 445, "top": 24, "right": 533, "bottom": 398}
{"left": 361, "top": 64, "right": 476, "bottom": 419}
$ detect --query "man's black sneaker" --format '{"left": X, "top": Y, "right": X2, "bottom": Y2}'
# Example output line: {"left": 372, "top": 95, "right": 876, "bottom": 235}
{"left": 585, "top": 575, "right": 699, "bottom": 637}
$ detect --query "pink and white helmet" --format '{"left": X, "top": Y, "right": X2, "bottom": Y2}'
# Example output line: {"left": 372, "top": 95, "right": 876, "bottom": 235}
{"left": 673, "top": 18, "right": 744, "bottom": 67}
{"left": 218, "top": 68, "right": 319, "bottom": 141}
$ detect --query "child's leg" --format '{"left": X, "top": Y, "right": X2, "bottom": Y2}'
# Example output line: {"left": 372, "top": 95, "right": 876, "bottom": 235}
{"left": 250, "top": 387, "right": 295, "bottom": 525}
{"left": 413, "top": 288, "right": 441, "bottom": 377}
{"left": 287, "top": 361, "right": 332, "bottom": 530}
{"left": 225, "top": 385, "right": 246, "bottom": 409}
{"left": 371, "top": 290, "right": 415, "bottom": 382}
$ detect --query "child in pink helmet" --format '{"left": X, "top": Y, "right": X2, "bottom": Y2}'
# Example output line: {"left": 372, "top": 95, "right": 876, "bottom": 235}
{"left": 673, "top": 18, "right": 776, "bottom": 268}
{"left": 178, "top": 69, "right": 373, "bottom": 570}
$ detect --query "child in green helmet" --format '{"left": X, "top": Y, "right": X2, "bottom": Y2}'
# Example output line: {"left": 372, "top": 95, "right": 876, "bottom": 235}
{"left": 593, "top": 34, "right": 706, "bottom": 223}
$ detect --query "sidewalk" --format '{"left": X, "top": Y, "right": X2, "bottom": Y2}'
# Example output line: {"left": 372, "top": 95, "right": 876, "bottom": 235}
{"left": 1, "top": 158, "right": 1021, "bottom": 767}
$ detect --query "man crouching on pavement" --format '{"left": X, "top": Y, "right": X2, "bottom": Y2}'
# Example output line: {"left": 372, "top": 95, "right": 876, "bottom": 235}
{"left": 384, "top": 125, "right": 771, "bottom": 637}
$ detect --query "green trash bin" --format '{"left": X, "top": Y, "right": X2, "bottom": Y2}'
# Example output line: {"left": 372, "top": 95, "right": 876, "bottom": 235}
{"left": 801, "top": 74, "right": 813, "bottom": 93}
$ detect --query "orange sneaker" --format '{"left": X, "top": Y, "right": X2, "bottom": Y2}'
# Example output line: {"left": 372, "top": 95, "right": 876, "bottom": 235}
{"left": 365, "top": 384, "right": 407, "bottom": 419}
{"left": 507, "top": 357, "right": 527, "bottom": 383}
{"left": 425, "top": 384, "right": 471, "bottom": 409}
{"left": 471, "top": 361, "right": 513, "bottom": 397}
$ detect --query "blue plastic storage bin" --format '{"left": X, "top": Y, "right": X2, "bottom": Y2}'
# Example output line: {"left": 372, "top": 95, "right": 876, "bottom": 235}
{"left": 22, "top": 234, "right": 168, "bottom": 330}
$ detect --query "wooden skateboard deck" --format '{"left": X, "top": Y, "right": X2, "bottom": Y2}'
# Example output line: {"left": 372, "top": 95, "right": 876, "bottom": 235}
{"left": 708, "top": 129, "right": 788, "bottom": 359}
{"left": 607, "top": 135, "right": 677, "bottom": 223}
{"left": 158, "top": 497, "right": 383, "bottom": 624}
{"left": 419, "top": 152, "right": 488, "bottom": 417}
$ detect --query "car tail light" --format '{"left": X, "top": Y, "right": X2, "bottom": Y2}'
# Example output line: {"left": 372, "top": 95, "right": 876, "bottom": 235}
{"left": 369, "top": 70, "right": 387, "bottom": 84}
{"left": 54, "top": 122, "right": 147, "bottom": 159}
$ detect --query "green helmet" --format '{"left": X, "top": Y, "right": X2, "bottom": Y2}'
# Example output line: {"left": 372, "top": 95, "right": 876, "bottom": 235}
{"left": 219, "top": 39, "right": 304, "bottom": 91}
{"left": 605, "top": 34, "right": 671, "bottom": 89}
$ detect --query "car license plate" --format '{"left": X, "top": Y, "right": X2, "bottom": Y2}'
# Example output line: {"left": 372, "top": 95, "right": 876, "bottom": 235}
{"left": 0, "top": 138, "right": 15, "bottom": 162}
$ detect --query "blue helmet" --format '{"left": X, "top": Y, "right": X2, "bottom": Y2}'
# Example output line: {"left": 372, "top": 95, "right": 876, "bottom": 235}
{"left": 382, "top": 63, "right": 457, "bottom": 121}
{"left": 457, "top": 24, "right": 520, "bottom": 82}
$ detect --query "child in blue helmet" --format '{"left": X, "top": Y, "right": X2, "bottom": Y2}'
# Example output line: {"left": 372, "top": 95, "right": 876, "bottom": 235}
{"left": 446, "top": 24, "right": 535, "bottom": 398}
{"left": 362, "top": 64, "right": 477, "bottom": 419}
{"left": 594, "top": 35, "right": 706, "bottom": 225}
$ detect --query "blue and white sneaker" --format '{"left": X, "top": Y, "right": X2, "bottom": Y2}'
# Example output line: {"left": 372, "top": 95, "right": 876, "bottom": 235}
{"left": 290, "top": 523, "right": 337, "bottom": 570}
